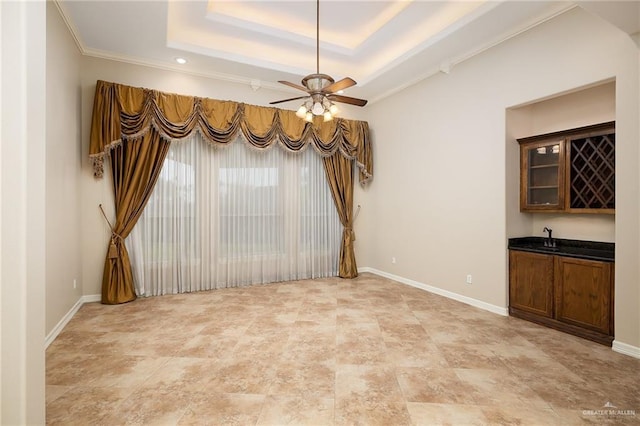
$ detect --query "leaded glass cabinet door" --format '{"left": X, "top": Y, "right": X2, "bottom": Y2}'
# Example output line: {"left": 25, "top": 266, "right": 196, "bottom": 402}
{"left": 519, "top": 139, "right": 566, "bottom": 212}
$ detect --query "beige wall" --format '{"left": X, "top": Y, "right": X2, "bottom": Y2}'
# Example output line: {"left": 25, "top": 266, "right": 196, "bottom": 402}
{"left": 612, "top": 40, "right": 640, "bottom": 352}
{"left": 1, "top": 1, "right": 47, "bottom": 423}
{"left": 361, "top": 7, "right": 640, "bottom": 348}
{"left": 527, "top": 82, "right": 615, "bottom": 134}
{"left": 46, "top": 2, "right": 83, "bottom": 335}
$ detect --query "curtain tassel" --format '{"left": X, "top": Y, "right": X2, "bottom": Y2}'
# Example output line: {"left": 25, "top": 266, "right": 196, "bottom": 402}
{"left": 99, "top": 204, "right": 123, "bottom": 259}
{"left": 107, "top": 239, "right": 119, "bottom": 259}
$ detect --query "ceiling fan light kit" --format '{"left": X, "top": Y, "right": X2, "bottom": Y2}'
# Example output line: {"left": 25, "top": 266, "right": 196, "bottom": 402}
{"left": 270, "top": 0, "right": 367, "bottom": 122}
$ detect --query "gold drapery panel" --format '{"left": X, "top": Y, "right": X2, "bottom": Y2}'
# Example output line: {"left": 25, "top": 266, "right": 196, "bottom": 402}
{"left": 103, "top": 129, "right": 170, "bottom": 304}
{"left": 323, "top": 153, "right": 358, "bottom": 278}
{"left": 89, "top": 80, "right": 373, "bottom": 184}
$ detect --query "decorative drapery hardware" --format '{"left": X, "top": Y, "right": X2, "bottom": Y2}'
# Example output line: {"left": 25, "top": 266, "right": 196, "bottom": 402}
{"left": 353, "top": 204, "right": 361, "bottom": 222}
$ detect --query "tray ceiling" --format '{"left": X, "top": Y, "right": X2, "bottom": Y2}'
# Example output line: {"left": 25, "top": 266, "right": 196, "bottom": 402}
{"left": 56, "top": 1, "right": 638, "bottom": 104}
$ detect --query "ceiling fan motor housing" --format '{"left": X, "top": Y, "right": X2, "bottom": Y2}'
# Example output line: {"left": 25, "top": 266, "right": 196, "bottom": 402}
{"left": 302, "top": 73, "right": 335, "bottom": 92}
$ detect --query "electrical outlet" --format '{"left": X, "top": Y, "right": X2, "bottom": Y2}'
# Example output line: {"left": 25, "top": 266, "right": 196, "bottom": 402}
{"left": 73, "top": 279, "right": 77, "bottom": 289}
{"left": 391, "top": 257, "right": 396, "bottom": 264}
{"left": 466, "top": 274, "right": 472, "bottom": 284}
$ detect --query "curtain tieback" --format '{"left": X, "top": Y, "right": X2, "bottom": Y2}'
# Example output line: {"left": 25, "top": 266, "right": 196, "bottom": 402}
{"left": 345, "top": 227, "right": 356, "bottom": 242}
{"left": 99, "top": 204, "right": 124, "bottom": 259}
{"left": 344, "top": 205, "right": 360, "bottom": 242}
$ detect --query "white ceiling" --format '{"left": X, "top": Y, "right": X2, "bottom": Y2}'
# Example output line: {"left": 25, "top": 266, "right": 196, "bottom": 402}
{"left": 56, "top": 0, "right": 639, "bottom": 105}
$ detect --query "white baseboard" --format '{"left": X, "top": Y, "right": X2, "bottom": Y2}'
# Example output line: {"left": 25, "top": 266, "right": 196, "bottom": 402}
{"left": 359, "top": 267, "right": 640, "bottom": 359}
{"left": 358, "top": 267, "right": 508, "bottom": 316}
{"left": 83, "top": 294, "right": 101, "bottom": 303}
{"left": 612, "top": 340, "right": 640, "bottom": 359}
{"left": 45, "top": 294, "right": 101, "bottom": 348}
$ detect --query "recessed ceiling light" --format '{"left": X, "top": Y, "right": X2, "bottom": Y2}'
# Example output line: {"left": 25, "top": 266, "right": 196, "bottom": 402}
{"left": 175, "top": 57, "right": 187, "bottom": 65}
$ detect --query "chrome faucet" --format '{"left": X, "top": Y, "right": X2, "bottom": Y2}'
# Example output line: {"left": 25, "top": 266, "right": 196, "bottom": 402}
{"left": 543, "top": 227, "right": 555, "bottom": 247}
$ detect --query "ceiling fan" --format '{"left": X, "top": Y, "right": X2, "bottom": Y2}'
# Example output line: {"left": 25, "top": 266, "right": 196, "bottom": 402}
{"left": 269, "top": 0, "right": 368, "bottom": 122}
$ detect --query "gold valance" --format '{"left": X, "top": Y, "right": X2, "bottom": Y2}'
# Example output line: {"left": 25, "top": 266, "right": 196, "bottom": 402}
{"left": 89, "top": 80, "right": 373, "bottom": 184}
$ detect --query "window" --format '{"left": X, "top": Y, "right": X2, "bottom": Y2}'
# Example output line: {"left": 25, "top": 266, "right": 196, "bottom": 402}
{"left": 218, "top": 166, "right": 282, "bottom": 256}
{"left": 127, "top": 134, "right": 341, "bottom": 296}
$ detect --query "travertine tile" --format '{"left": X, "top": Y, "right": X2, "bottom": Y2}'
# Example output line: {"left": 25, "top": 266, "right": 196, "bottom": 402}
{"left": 85, "top": 355, "right": 169, "bottom": 388}
{"left": 178, "top": 393, "right": 265, "bottom": 426}
{"left": 256, "top": 395, "right": 334, "bottom": 426}
{"left": 524, "top": 375, "right": 610, "bottom": 410}
{"left": 378, "top": 322, "right": 428, "bottom": 342}
{"left": 481, "top": 405, "right": 569, "bottom": 425}
{"left": 139, "top": 357, "right": 219, "bottom": 392}
{"left": 269, "top": 360, "right": 335, "bottom": 397}
{"left": 282, "top": 335, "right": 336, "bottom": 365}
{"left": 336, "top": 336, "right": 388, "bottom": 365}
{"left": 232, "top": 331, "right": 290, "bottom": 360}
{"left": 335, "top": 364, "right": 412, "bottom": 425}
{"left": 395, "top": 367, "right": 481, "bottom": 405}
{"left": 202, "top": 357, "right": 278, "bottom": 394}
{"left": 44, "top": 385, "right": 71, "bottom": 405}
{"left": 198, "top": 320, "right": 251, "bottom": 337}
{"left": 383, "top": 339, "right": 450, "bottom": 368}
{"left": 100, "top": 384, "right": 191, "bottom": 425}
{"left": 46, "top": 273, "right": 640, "bottom": 425}
{"left": 178, "top": 333, "right": 240, "bottom": 359}
{"left": 454, "top": 368, "right": 551, "bottom": 409}
{"left": 437, "top": 343, "right": 505, "bottom": 369}
{"left": 406, "top": 402, "right": 489, "bottom": 426}
{"left": 46, "top": 352, "right": 101, "bottom": 386}
{"left": 46, "top": 385, "right": 133, "bottom": 426}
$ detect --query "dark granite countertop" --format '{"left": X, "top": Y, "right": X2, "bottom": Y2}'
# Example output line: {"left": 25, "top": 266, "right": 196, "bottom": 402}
{"left": 508, "top": 237, "right": 614, "bottom": 262}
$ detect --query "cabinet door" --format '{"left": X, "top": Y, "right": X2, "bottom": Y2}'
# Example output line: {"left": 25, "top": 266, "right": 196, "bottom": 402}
{"left": 520, "top": 139, "right": 565, "bottom": 212}
{"left": 567, "top": 131, "right": 615, "bottom": 213}
{"left": 555, "top": 257, "right": 613, "bottom": 335}
{"left": 509, "top": 250, "right": 554, "bottom": 318}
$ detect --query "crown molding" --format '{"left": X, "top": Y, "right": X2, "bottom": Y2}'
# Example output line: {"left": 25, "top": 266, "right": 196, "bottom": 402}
{"left": 53, "top": 0, "right": 86, "bottom": 54}
{"left": 53, "top": 0, "right": 578, "bottom": 107}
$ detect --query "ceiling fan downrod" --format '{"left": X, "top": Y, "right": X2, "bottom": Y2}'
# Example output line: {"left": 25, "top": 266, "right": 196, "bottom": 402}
{"left": 316, "top": 0, "right": 320, "bottom": 75}
{"left": 268, "top": 0, "right": 368, "bottom": 111}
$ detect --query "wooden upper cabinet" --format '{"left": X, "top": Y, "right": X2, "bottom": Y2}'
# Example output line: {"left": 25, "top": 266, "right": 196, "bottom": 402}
{"left": 518, "top": 121, "right": 615, "bottom": 214}
{"left": 566, "top": 130, "right": 615, "bottom": 213}
{"left": 520, "top": 139, "right": 566, "bottom": 211}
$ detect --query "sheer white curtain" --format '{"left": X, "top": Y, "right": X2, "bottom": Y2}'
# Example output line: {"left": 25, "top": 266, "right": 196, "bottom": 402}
{"left": 126, "top": 133, "right": 342, "bottom": 296}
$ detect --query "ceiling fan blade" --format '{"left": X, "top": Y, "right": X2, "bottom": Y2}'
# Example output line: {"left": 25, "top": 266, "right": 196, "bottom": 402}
{"left": 327, "top": 94, "right": 368, "bottom": 107}
{"left": 323, "top": 77, "right": 356, "bottom": 94}
{"left": 269, "top": 95, "right": 310, "bottom": 105}
{"left": 278, "top": 80, "right": 309, "bottom": 92}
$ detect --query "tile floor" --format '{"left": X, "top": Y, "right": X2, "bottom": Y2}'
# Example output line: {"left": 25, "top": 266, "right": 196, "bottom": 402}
{"left": 46, "top": 273, "right": 640, "bottom": 425}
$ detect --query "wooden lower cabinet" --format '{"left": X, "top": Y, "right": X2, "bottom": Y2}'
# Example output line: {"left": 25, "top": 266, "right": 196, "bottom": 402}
{"left": 555, "top": 257, "right": 613, "bottom": 335}
{"left": 509, "top": 250, "right": 614, "bottom": 345}
{"left": 509, "top": 251, "right": 554, "bottom": 318}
